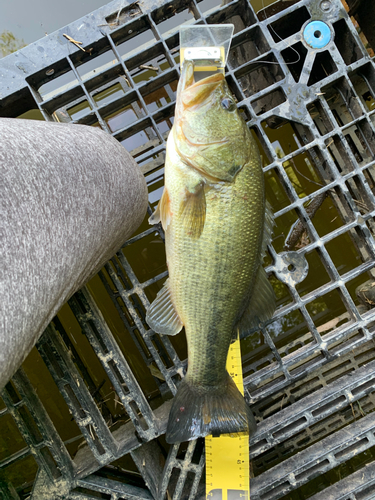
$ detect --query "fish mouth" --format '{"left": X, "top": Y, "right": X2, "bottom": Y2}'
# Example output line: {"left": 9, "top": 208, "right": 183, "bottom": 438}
{"left": 174, "top": 61, "right": 228, "bottom": 155}
{"left": 179, "top": 61, "right": 225, "bottom": 107}
{"left": 174, "top": 61, "right": 229, "bottom": 176}
{"left": 187, "top": 71, "right": 224, "bottom": 89}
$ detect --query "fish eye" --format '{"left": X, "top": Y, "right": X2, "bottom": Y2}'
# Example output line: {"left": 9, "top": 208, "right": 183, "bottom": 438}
{"left": 221, "top": 98, "right": 236, "bottom": 111}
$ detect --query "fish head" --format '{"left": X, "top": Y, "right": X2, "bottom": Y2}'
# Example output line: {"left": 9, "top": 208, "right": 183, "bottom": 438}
{"left": 174, "top": 61, "right": 253, "bottom": 182}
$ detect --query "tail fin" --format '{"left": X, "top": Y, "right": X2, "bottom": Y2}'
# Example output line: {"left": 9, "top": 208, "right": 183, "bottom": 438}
{"left": 166, "top": 373, "right": 256, "bottom": 444}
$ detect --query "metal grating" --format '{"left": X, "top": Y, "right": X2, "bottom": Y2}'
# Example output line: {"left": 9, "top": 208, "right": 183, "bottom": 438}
{"left": 1, "top": 0, "right": 375, "bottom": 499}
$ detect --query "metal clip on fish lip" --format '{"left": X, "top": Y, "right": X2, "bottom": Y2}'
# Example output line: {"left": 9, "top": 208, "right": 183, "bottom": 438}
{"left": 179, "top": 24, "right": 234, "bottom": 75}
{"left": 184, "top": 46, "right": 222, "bottom": 65}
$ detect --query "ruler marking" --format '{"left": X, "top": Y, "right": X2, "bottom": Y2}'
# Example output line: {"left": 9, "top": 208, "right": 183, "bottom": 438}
{"left": 206, "top": 336, "right": 250, "bottom": 499}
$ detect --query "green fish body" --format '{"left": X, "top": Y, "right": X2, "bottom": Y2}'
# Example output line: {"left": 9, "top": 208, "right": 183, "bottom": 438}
{"left": 147, "top": 62, "right": 275, "bottom": 443}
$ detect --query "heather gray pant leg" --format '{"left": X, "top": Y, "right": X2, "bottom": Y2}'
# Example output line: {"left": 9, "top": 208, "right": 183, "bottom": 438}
{"left": 0, "top": 118, "right": 148, "bottom": 390}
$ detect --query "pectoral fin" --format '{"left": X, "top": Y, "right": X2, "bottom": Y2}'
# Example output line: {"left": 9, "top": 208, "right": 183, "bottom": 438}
{"left": 149, "top": 188, "right": 171, "bottom": 230}
{"left": 146, "top": 279, "right": 183, "bottom": 336}
{"left": 179, "top": 182, "right": 206, "bottom": 239}
{"left": 237, "top": 265, "right": 276, "bottom": 338}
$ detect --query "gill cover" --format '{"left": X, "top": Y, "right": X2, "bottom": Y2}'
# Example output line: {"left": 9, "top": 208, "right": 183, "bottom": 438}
{"left": 174, "top": 61, "right": 252, "bottom": 182}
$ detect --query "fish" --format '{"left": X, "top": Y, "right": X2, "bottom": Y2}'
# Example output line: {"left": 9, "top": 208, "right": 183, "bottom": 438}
{"left": 146, "top": 60, "right": 276, "bottom": 444}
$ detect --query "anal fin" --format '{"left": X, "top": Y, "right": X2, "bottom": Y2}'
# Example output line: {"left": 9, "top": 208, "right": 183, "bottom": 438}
{"left": 146, "top": 279, "right": 183, "bottom": 336}
{"left": 237, "top": 265, "right": 276, "bottom": 338}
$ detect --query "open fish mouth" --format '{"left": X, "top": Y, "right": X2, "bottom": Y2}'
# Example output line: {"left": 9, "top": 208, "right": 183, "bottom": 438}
{"left": 180, "top": 63, "right": 225, "bottom": 107}
{"left": 186, "top": 71, "right": 224, "bottom": 89}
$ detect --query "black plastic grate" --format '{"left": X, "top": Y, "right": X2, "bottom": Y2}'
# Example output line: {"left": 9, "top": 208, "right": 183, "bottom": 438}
{"left": 1, "top": 0, "right": 375, "bottom": 499}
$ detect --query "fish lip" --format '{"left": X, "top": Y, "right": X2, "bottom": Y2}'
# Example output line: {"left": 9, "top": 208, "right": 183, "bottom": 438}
{"left": 185, "top": 71, "right": 224, "bottom": 90}
{"left": 180, "top": 70, "right": 224, "bottom": 107}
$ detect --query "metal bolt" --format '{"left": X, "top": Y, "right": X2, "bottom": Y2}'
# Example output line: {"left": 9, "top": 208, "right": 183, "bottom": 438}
{"left": 320, "top": 0, "right": 331, "bottom": 11}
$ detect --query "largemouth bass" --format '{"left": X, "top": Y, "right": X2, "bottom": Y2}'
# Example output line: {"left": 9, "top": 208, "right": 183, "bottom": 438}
{"left": 146, "top": 61, "right": 275, "bottom": 444}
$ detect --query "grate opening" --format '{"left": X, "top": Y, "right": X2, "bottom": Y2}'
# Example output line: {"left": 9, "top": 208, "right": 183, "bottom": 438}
{"left": 252, "top": 87, "right": 286, "bottom": 115}
{"left": 27, "top": 60, "right": 76, "bottom": 99}
{"left": 307, "top": 99, "right": 334, "bottom": 135}
{"left": 111, "top": 15, "right": 155, "bottom": 49}
{"left": 307, "top": 50, "right": 338, "bottom": 87}
{"left": 269, "top": 309, "right": 312, "bottom": 355}
{"left": 259, "top": 481, "right": 290, "bottom": 500}
{"left": 326, "top": 233, "right": 366, "bottom": 277}
{"left": 0, "top": 454, "right": 38, "bottom": 498}
{"left": 0, "top": 414, "right": 27, "bottom": 465}
{"left": 206, "top": 0, "right": 256, "bottom": 33}
{"left": 75, "top": 49, "right": 116, "bottom": 83}
{"left": 262, "top": 119, "right": 314, "bottom": 158}
{"left": 91, "top": 82, "right": 127, "bottom": 106}
{"left": 268, "top": 6, "right": 310, "bottom": 41}
{"left": 152, "top": 0, "right": 196, "bottom": 34}
{"left": 323, "top": 77, "right": 364, "bottom": 125}
{"left": 333, "top": 18, "right": 364, "bottom": 66}
{"left": 39, "top": 446, "right": 62, "bottom": 479}
{"left": 335, "top": 437, "right": 370, "bottom": 460}
{"left": 295, "top": 458, "right": 330, "bottom": 482}
{"left": 357, "top": 485, "right": 375, "bottom": 500}
{"left": 236, "top": 52, "right": 284, "bottom": 97}
{"left": 350, "top": 63, "right": 375, "bottom": 110}
{"left": 228, "top": 26, "right": 270, "bottom": 69}
{"left": 128, "top": 401, "right": 149, "bottom": 431}
{"left": 326, "top": 135, "right": 356, "bottom": 174}
{"left": 291, "top": 444, "right": 375, "bottom": 500}
{"left": 281, "top": 42, "right": 308, "bottom": 83}
{"left": 73, "top": 486, "right": 111, "bottom": 499}
{"left": 105, "top": 2, "right": 142, "bottom": 27}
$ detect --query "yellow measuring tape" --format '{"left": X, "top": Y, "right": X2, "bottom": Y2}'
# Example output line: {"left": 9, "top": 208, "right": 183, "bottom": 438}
{"left": 205, "top": 336, "right": 250, "bottom": 500}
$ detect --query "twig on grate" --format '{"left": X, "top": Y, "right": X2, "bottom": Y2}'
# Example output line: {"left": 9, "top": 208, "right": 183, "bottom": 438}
{"left": 284, "top": 150, "right": 332, "bottom": 250}
{"left": 121, "top": 75, "right": 130, "bottom": 86}
{"left": 167, "top": 5, "right": 177, "bottom": 15}
{"left": 63, "top": 34, "right": 93, "bottom": 54}
{"left": 98, "top": 1, "right": 140, "bottom": 27}
{"left": 140, "top": 64, "right": 159, "bottom": 71}
{"left": 88, "top": 423, "right": 96, "bottom": 440}
{"left": 91, "top": 379, "right": 106, "bottom": 399}
{"left": 280, "top": 393, "right": 287, "bottom": 410}
{"left": 353, "top": 198, "right": 369, "bottom": 211}
{"left": 357, "top": 401, "right": 366, "bottom": 417}
{"left": 114, "top": 392, "right": 125, "bottom": 409}
{"left": 284, "top": 192, "right": 328, "bottom": 251}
